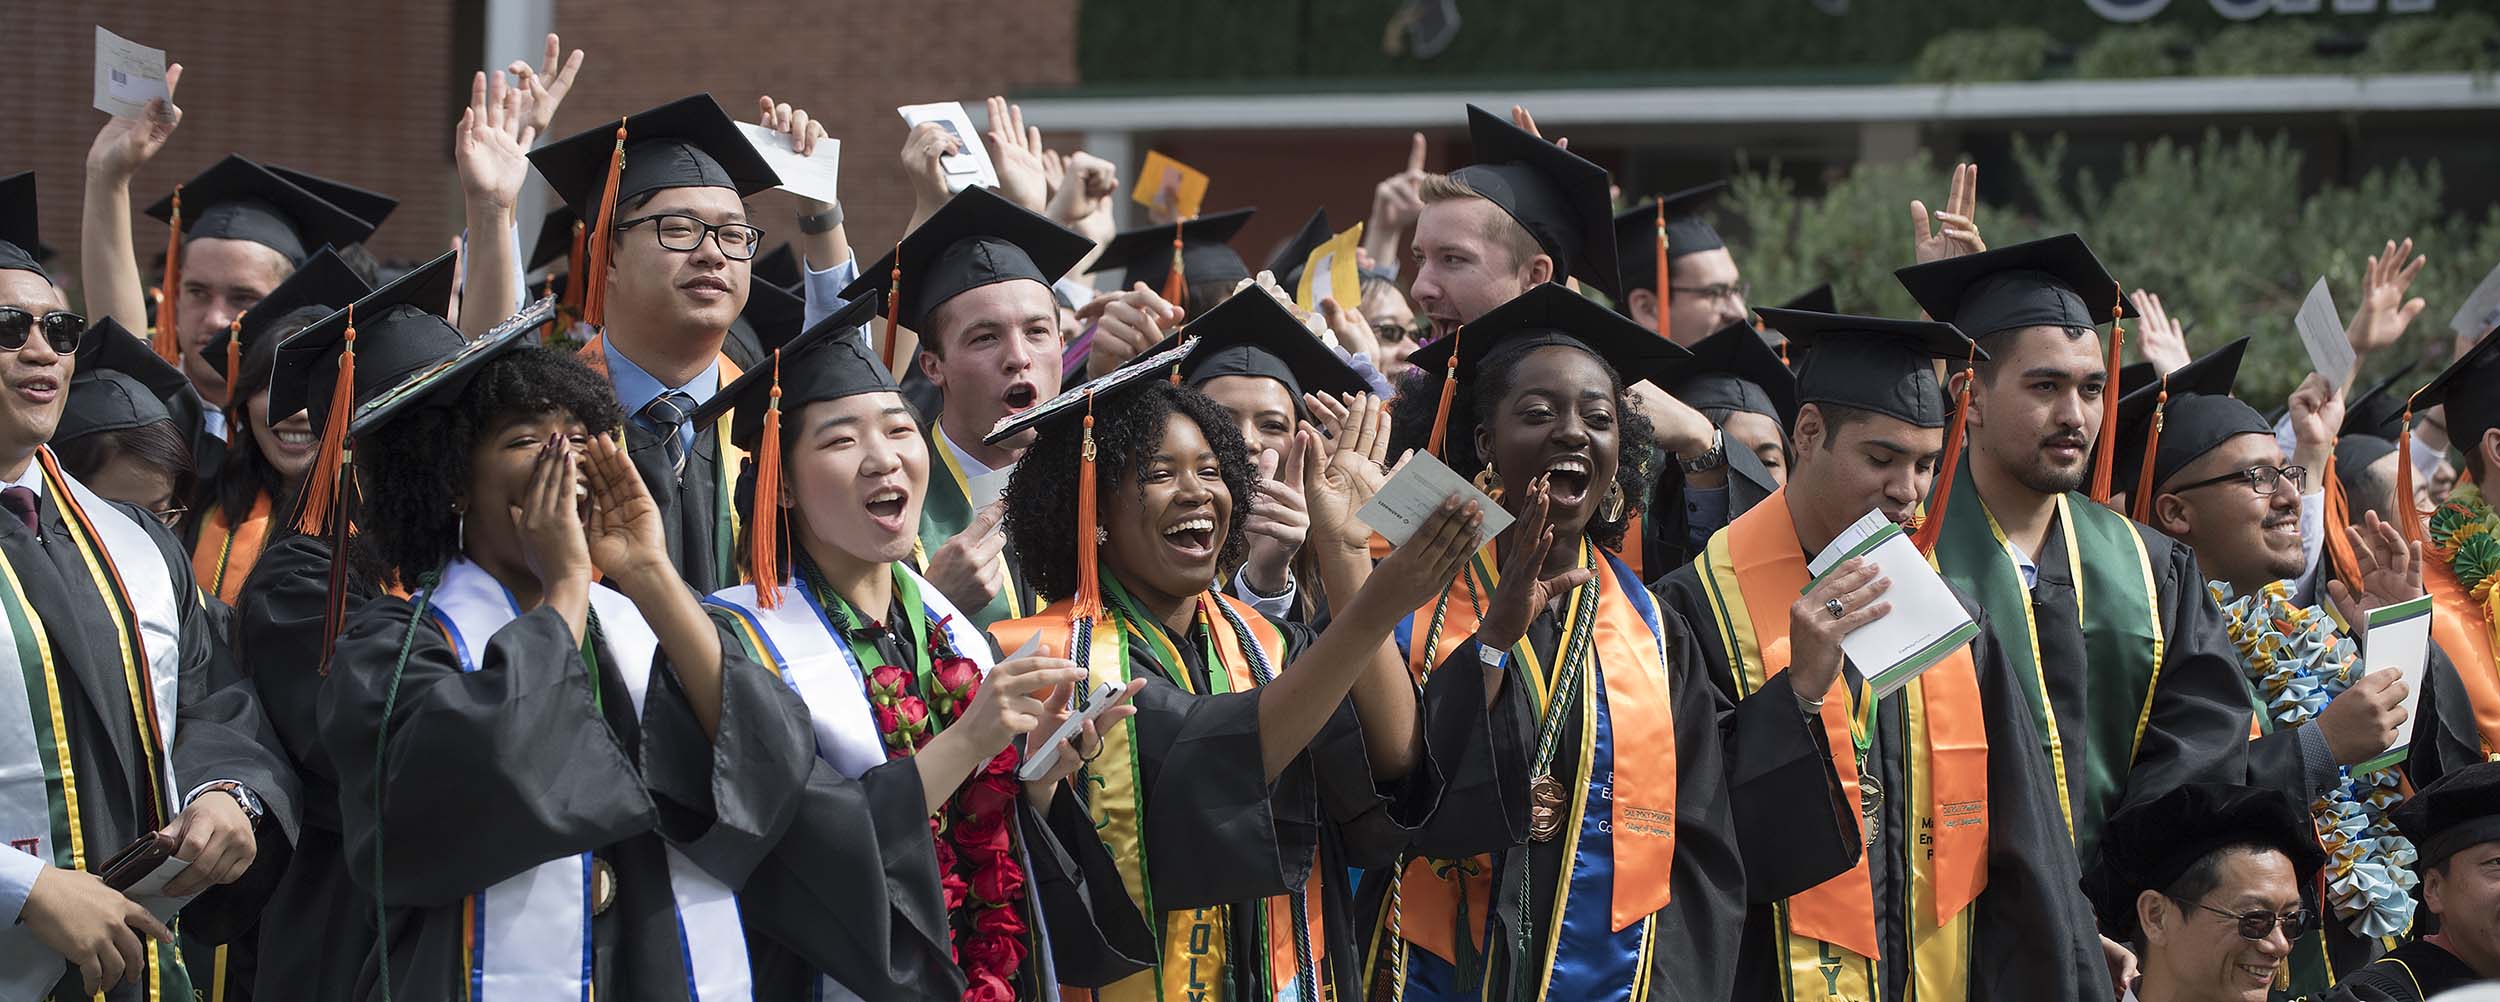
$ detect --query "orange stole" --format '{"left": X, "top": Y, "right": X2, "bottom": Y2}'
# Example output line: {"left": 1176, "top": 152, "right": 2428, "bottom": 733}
{"left": 2425, "top": 556, "right": 2500, "bottom": 757}
{"left": 572, "top": 334, "right": 745, "bottom": 387}
{"left": 991, "top": 593, "right": 1327, "bottom": 999}
{"left": 190, "top": 492, "right": 272, "bottom": 604}
{"left": 1721, "top": 490, "right": 1988, "bottom": 953}
{"left": 1395, "top": 542, "right": 1680, "bottom": 964}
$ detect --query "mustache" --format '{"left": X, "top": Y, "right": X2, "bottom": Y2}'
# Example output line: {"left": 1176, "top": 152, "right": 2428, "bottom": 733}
{"left": 2039, "top": 431, "right": 2088, "bottom": 449}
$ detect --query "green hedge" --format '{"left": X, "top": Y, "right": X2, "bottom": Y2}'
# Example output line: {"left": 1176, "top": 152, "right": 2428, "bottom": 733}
{"left": 1723, "top": 130, "right": 2500, "bottom": 406}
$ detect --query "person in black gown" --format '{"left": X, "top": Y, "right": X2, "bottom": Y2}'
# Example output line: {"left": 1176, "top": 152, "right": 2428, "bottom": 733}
{"left": 2313, "top": 763, "right": 2500, "bottom": 1001}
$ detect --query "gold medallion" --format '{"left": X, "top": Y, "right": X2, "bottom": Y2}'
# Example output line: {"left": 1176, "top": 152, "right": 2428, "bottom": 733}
{"left": 1857, "top": 775, "right": 1884, "bottom": 850}
{"left": 1528, "top": 773, "right": 1567, "bottom": 842}
{"left": 591, "top": 858, "right": 618, "bottom": 915}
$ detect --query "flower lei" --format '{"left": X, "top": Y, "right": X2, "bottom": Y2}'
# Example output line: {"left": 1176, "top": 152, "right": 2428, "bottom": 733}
{"left": 2209, "top": 581, "right": 2419, "bottom": 939}
{"left": 845, "top": 583, "right": 1032, "bottom": 1002}
{"left": 2427, "top": 481, "right": 2499, "bottom": 608}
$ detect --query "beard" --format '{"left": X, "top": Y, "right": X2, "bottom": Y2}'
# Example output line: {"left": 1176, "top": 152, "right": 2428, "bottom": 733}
{"left": 2014, "top": 460, "right": 2087, "bottom": 497}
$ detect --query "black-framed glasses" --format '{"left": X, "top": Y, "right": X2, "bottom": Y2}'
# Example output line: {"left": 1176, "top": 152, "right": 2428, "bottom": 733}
{"left": 1667, "top": 280, "right": 1751, "bottom": 304}
{"left": 2169, "top": 464, "right": 2309, "bottom": 498}
{"left": 613, "top": 213, "right": 766, "bottom": 261}
{"left": 0, "top": 308, "right": 84, "bottom": 354}
{"left": 2170, "top": 895, "right": 2314, "bottom": 941}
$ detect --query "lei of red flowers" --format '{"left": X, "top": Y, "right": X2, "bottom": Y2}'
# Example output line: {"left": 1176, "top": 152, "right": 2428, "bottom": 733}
{"left": 863, "top": 612, "right": 1032, "bottom": 1002}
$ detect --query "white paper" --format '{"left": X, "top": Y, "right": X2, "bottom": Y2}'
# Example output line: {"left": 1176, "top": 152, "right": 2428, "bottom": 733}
{"left": 896, "top": 102, "right": 997, "bottom": 194}
{"left": 1305, "top": 250, "right": 1342, "bottom": 310}
{"left": 1354, "top": 451, "right": 1513, "bottom": 552}
{"left": 1018, "top": 680, "right": 1124, "bottom": 781}
{"left": 2452, "top": 261, "right": 2500, "bottom": 340}
{"left": 93, "top": 26, "right": 168, "bottom": 119}
{"left": 1806, "top": 509, "right": 1981, "bottom": 700}
{"left": 734, "top": 122, "right": 840, "bottom": 205}
{"left": 2294, "top": 276, "right": 2356, "bottom": 389}
{"left": 0, "top": 853, "right": 196, "bottom": 999}
{"left": 2355, "top": 595, "right": 2434, "bottom": 772}
{"left": 968, "top": 466, "right": 1016, "bottom": 513}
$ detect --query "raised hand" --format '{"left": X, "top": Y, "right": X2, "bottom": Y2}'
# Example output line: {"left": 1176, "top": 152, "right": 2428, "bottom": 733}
{"left": 952, "top": 653, "right": 1090, "bottom": 763}
{"left": 1474, "top": 478, "right": 1598, "bottom": 652}
{"left": 1789, "top": 557, "right": 1892, "bottom": 703}
{"left": 2347, "top": 238, "right": 2429, "bottom": 358}
{"left": 456, "top": 71, "right": 540, "bottom": 213}
{"left": 1075, "top": 284, "right": 1184, "bottom": 375}
{"left": 584, "top": 432, "right": 669, "bottom": 583}
{"left": 1242, "top": 437, "right": 1311, "bottom": 596}
{"left": 87, "top": 63, "right": 184, "bottom": 181}
{"left": 507, "top": 33, "right": 584, "bottom": 137}
{"left": 985, "top": 95, "right": 1048, "bottom": 212}
{"left": 757, "top": 94, "right": 834, "bottom": 216}
{"left": 1910, "top": 162, "right": 1985, "bottom": 265}
{"left": 1046, "top": 150, "right": 1120, "bottom": 246}
{"left": 1311, "top": 395, "right": 1396, "bottom": 547}
{"left": 925, "top": 502, "right": 1009, "bottom": 616}
{"left": 2327, "top": 510, "right": 2427, "bottom": 637}
{"left": 1023, "top": 678, "right": 1146, "bottom": 804}
{"left": 512, "top": 433, "right": 594, "bottom": 594}
{"left": 1509, "top": 103, "right": 1567, "bottom": 150}
{"left": 901, "top": 121, "right": 962, "bottom": 230}
{"left": 1357, "top": 495, "right": 1486, "bottom": 621}
{"left": 2288, "top": 372, "right": 2344, "bottom": 450}
{"left": 2129, "top": 289, "right": 2191, "bottom": 377}
{"left": 1371, "top": 133, "right": 1429, "bottom": 234}
{"left": 1318, "top": 297, "right": 1381, "bottom": 365}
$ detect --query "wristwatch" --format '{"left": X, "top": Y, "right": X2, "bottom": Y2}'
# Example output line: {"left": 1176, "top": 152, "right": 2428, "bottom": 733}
{"left": 187, "top": 780, "right": 265, "bottom": 828}
{"left": 1678, "top": 427, "right": 1727, "bottom": 474}
{"left": 1478, "top": 642, "right": 1509, "bottom": 672}
{"left": 797, "top": 202, "right": 845, "bottom": 234}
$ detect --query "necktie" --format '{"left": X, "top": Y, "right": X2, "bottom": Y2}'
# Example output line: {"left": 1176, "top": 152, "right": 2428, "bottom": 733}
{"left": 640, "top": 391, "right": 696, "bottom": 477}
{"left": 2, "top": 486, "right": 36, "bottom": 536}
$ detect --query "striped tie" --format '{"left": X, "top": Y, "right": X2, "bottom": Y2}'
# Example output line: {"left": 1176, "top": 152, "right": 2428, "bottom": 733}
{"left": 641, "top": 390, "right": 696, "bottom": 477}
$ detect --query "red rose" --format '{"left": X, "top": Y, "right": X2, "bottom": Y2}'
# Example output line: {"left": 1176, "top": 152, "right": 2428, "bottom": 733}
{"left": 874, "top": 704, "right": 902, "bottom": 735}
{"left": 964, "top": 930, "right": 1029, "bottom": 978}
{"left": 933, "top": 654, "right": 982, "bottom": 700}
{"left": 932, "top": 833, "right": 958, "bottom": 874}
{"left": 894, "top": 696, "right": 931, "bottom": 738}
{"left": 958, "top": 774, "right": 1017, "bottom": 821}
{"left": 971, "top": 859, "right": 1027, "bottom": 905}
{"left": 975, "top": 902, "right": 1029, "bottom": 939}
{"left": 941, "top": 871, "right": 969, "bottom": 911}
{"left": 867, "top": 664, "right": 912, "bottom": 701}
{"left": 963, "top": 970, "right": 1014, "bottom": 1002}
{"left": 955, "top": 807, "right": 1012, "bottom": 853}
{"left": 982, "top": 747, "right": 1020, "bottom": 778}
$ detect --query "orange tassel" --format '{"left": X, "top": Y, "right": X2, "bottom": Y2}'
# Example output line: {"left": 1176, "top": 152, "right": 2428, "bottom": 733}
{"left": 880, "top": 243, "right": 902, "bottom": 368}
{"left": 2322, "top": 453, "right": 2363, "bottom": 587}
{"left": 580, "top": 118, "right": 627, "bottom": 329}
{"left": 1160, "top": 217, "right": 1187, "bottom": 307}
{"left": 750, "top": 354, "right": 786, "bottom": 608}
{"left": 2394, "top": 404, "right": 2426, "bottom": 547}
{"left": 557, "top": 220, "right": 586, "bottom": 332}
{"left": 222, "top": 318, "right": 242, "bottom": 442}
{"left": 2089, "top": 284, "right": 2127, "bottom": 504}
{"left": 2129, "top": 383, "right": 2169, "bottom": 524}
{"left": 1653, "top": 199, "right": 1670, "bottom": 334}
{"left": 1777, "top": 338, "right": 1789, "bottom": 367}
{"left": 1072, "top": 391, "right": 1103, "bottom": 619}
{"left": 1914, "top": 361, "right": 1976, "bottom": 555}
{"left": 154, "top": 185, "right": 182, "bottom": 364}
{"left": 295, "top": 305, "right": 356, "bottom": 536}
{"left": 1425, "top": 325, "right": 1462, "bottom": 459}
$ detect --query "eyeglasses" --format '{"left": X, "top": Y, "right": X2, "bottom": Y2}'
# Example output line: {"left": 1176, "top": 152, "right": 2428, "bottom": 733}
{"left": 2168, "top": 464, "right": 2309, "bottom": 498}
{"left": 2170, "top": 896, "right": 2314, "bottom": 941}
{"left": 0, "top": 308, "right": 84, "bottom": 354}
{"left": 613, "top": 213, "right": 766, "bottom": 261}
{"left": 1667, "top": 281, "right": 1750, "bottom": 305}
{"left": 1372, "top": 321, "right": 1428, "bottom": 345}
{"left": 149, "top": 505, "right": 188, "bottom": 529}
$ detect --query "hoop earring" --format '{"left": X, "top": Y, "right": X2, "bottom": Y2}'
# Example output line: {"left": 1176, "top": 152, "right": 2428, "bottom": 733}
{"left": 1472, "top": 467, "right": 1504, "bottom": 503}
{"left": 1600, "top": 482, "right": 1625, "bottom": 522}
{"left": 453, "top": 505, "right": 466, "bottom": 551}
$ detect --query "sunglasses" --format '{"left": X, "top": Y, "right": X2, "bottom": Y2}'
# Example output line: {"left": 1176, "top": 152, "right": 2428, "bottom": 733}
{"left": 0, "top": 308, "right": 83, "bottom": 355}
{"left": 2173, "top": 896, "right": 2314, "bottom": 940}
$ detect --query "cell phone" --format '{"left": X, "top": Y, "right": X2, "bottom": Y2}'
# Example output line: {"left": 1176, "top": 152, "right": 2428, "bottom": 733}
{"left": 1017, "top": 680, "right": 1126, "bottom": 782}
{"left": 97, "top": 831, "right": 175, "bottom": 891}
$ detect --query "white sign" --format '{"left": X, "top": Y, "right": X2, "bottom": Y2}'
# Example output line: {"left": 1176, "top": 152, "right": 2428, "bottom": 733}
{"left": 1355, "top": 451, "right": 1513, "bottom": 553}
{"left": 2294, "top": 276, "right": 2357, "bottom": 390}
{"left": 93, "top": 26, "right": 168, "bottom": 119}
{"left": 896, "top": 102, "right": 998, "bottom": 194}
{"left": 734, "top": 122, "right": 840, "bottom": 206}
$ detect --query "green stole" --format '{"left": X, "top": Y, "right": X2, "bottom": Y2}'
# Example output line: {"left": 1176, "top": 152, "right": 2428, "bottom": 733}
{"left": 1931, "top": 461, "right": 2164, "bottom": 860}
{"left": 914, "top": 424, "right": 1026, "bottom": 628}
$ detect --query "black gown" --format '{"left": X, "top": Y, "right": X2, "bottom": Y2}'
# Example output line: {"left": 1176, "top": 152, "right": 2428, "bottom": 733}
{"left": 319, "top": 586, "right": 825, "bottom": 1000}
{"left": 624, "top": 417, "right": 730, "bottom": 595}
{"left": 1371, "top": 586, "right": 1857, "bottom": 1001}
{"left": 2303, "top": 938, "right": 2488, "bottom": 1001}
{"left": 1655, "top": 570, "right": 2112, "bottom": 1002}
{"left": 1642, "top": 443, "right": 1778, "bottom": 577}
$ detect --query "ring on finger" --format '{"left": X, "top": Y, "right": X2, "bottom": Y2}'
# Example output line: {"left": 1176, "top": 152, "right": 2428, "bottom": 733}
{"left": 1824, "top": 598, "right": 1847, "bottom": 620}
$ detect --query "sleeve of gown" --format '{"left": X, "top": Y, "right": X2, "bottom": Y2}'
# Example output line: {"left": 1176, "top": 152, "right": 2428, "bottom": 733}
{"left": 2245, "top": 726, "right": 2336, "bottom": 803}
{"left": 1964, "top": 605, "right": 2112, "bottom": 1002}
{"left": 1402, "top": 636, "right": 1533, "bottom": 860}
{"left": 1127, "top": 674, "right": 1305, "bottom": 910}
{"left": 634, "top": 619, "right": 815, "bottom": 886}
{"left": 1718, "top": 641, "right": 1856, "bottom": 903}
{"left": 1019, "top": 789, "right": 1154, "bottom": 988}
{"left": 2117, "top": 538, "right": 2260, "bottom": 813}
{"left": 319, "top": 598, "right": 654, "bottom": 908}
{"left": 2404, "top": 645, "right": 2481, "bottom": 793}
{"left": 1284, "top": 619, "right": 1445, "bottom": 870}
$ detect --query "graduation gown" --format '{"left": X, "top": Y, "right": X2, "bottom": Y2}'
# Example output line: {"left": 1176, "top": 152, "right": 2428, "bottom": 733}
{"left": 989, "top": 589, "right": 1445, "bottom": 1002}
{"left": 578, "top": 338, "right": 744, "bottom": 594}
{"left": 2302, "top": 938, "right": 2487, "bottom": 1001}
{"left": 1658, "top": 492, "right": 2109, "bottom": 1002}
{"left": 915, "top": 423, "right": 1041, "bottom": 628}
{"left": 319, "top": 558, "right": 812, "bottom": 1001}
{"left": 1642, "top": 438, "right": 1780, "bottom": 577}
{"left": 1932, "top": 465, "right": 2260, "bottom": 862}
{"left": 1367, "top": 544, "right": 1856, "bottom": 1002}
{"left": 0, "top": 453, "right": 298, "bottom": 1001}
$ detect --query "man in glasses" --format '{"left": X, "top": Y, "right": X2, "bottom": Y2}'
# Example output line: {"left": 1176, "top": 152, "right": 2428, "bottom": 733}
{"left": 2325, "top": 763, "right": 2500, "bottom": 1000}
{"left": 1608, "top": 180, "right": 1751, "bottom": 348}
{"left": 527, "top": 94, "right": 784, "bottom": 592}
{"left": 2085, "top": 783, "right": 2324, "bottom": 1002}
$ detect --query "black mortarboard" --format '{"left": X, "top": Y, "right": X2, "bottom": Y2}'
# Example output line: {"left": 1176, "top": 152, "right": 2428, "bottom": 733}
{"left": 1612, "top": 181, "right": 1730, "bottom": 296}
{"left": 1265, "top": 209, "right": 1332, "bottom": 290}
{"left": 2084, "top": 784, "right": 2324, "bottom": 943}
{"left": 273, "top": 250, "right": 462, "bottom": 440}
{"left": 2110, "top": 337, "right": 2261, "bottom": 499}
{"left": 203, "top": 248, "right": 370, "bottom": 382}
{"left": 2340, "top": 364, "right": 2417, "bottom": 440}
{"left": 984, "top": 340, "right": 1195, "bottom": 449}
{"left": 694, "top": 292, "right": 890, "bottom": 449}
{"left": 1090, "top": 207, "right": 1257, "bottom": 295}
{"left": 1757, "top": 307, "right": 1981, "bottom": 430}
{"left": 527, "top": 94, "right": 781, "bottom": 213}
{"left": 1406, "top": 283, "right": 1689, "bottom": 393}
{"left": 2391, "top": 762, "right": 2500, "bottom": 870}
{"left": 144, "top": 155, "right": 376, "bottom": 265}
{"left": 1895, "top": 233, "right": 2135, "bottom": 342}
{"left": 842, "top": 186, "right": 1095, "bottom": 332}
{"left": 1451, "top": 105, "right": 1620, "bottom": 300}
{"left": 0, "top": 172, "right": 45, "bottom": 278}
{"left": 751, "top": 243, "right": 803, "bottom": 293}
{"left": 2332, "top": 434, "right": 2398, "bottom": 506}
{"left": 1667, "top": 318, "right": 1796, "bottom": 430}
{"left": 264, "top": 165, "right": 397, "bottom": 233}
{"left": 1146, "top": 290, "right": 1370, "bottom": 403}
{"left": 738, "top": 275, "right": 807, "bottom": 358}
{"left": 2409, "top": 328, "right": 2500, "bottom": 461}
{"left": 1776, "top": 284, "right": 1835, "bottom": 316}
{"left": 60, "top": 320, "right": 197, "bottom": 443}
{"left": 528, "top": 204, "right": 582, "bottom": 274}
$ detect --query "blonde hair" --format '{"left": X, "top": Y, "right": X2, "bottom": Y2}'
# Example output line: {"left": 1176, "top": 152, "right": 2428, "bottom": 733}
{"left": 1418, "top": 173, "right": 1543, "bottom": 272}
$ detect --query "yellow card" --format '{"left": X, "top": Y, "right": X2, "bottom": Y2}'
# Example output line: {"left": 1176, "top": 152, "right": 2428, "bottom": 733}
{"left": 1296, "top": 223, "right": 1366, "bottom": 313}
{"left": 1130, "top": 151, "right": 1209, "bottom": 220}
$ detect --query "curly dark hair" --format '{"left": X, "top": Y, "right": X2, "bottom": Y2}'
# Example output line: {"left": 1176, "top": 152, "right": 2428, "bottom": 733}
{"left": 202, "top": 305, "right": 331, "bottom": 526}
{"left": 1385, "top": 336, "right": 1657, "bottom": 551}
{"left": 1004, "top": 380, "right": 1257, "bottom": 603}
{"left": 354, "top": 345, "right": 623, "bottom": 583}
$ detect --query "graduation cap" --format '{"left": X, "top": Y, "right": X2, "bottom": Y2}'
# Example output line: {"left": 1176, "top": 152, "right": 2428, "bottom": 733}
{"left": 1761, "top": 306, "right": 1986, "bottom": 551}
{"left": 263, "top": 165, "right": 398, "bottom": 233}
{"left": 841, "top": 185, "right": 1095, "bottom": 359}
{"left": 1144, "top": 289, "right": 1370, "bottom": 404}
{"left": 1451, "top": 105, "right": 1620, "bottom": 300}
{"left": 1666, "top": 317, "right": 1796, "bottom": 431}
{"left": 1612, "top": 181, "right": 1729, "bottom": 298}
{"left": 1264, "top": 209, "right": 1332, "bottom": 291}
{"left": 2340, "top": 364, "right": 2416, "bottom": 441}
{"left": 1774, "top": 284, "right": 1834, "bottom": 316}
{"left": 2391, "top": 762, "right": 2500, "bottom": 870}
{"left": 0, "top": 172, "right": 46, "bottom": 278}
{"left": 144, "top": 156, "right": 379, "bottom": 365}
{"left": 202, "top": 247, "right": 369, "bottom": 383}
{"left": 2401, "top": 328, "right": 2500, "bottom": 545}
{"left": 527, "top": 94, "right": 782, "bottom": 328}
{"left": 60, "top": 319, "right": 198, "bottom": 444}
{"left": 736, "top": 278, "right": 806, "bottom": 365}
{"left": 751, "top": 243, "right": 804, "bottom": 293}
{"left": 272, "top": 250, "right": 462, "bottom": 536}
{"left": 2108, "top": 337, "right": 2260, "bottom": 521}
{"left": 528, "top": 204, "right": 583, "bottom": 275}
{"left": 2083, "top": 783, "right": 2323, "bottom": 943}
{"left": 1090, "top": 207, "right": 1257, "bottom": 305}
{"left": 1405, "top": 283, "right": 1689, "bottom": 462}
